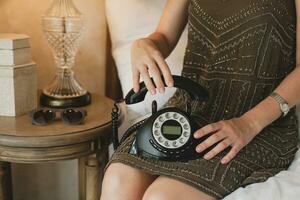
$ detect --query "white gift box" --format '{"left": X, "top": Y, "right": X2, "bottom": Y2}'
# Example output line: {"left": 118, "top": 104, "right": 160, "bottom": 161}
{"left": 0, "top": 33, "right": 30, "bottom": 50}
{"left": 0, "top": 33, "right": 32, "bottom": 66}
{"left": 0, "top": 62, "right": 38, "bottom": 116}
{"left": 0, "top": 48, "right": 32, "bottom": 66}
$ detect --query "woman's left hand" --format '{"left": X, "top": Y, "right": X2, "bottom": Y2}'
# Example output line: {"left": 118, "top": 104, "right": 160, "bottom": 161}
{"left": 194, "top": 115, "right": 262, "bottom": 164}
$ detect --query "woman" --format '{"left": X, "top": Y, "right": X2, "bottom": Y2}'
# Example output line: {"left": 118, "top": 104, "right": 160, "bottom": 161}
{"left": 101, "top": 0, "right": 300, "bottom": 199}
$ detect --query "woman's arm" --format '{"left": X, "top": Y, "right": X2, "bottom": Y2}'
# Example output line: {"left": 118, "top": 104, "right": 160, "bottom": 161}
{"left": 243, "top": 0, "right": 300, "bottom": 134}
{"left": 148, "top": 0, "right": 190, "bottom": 58}
{"left": 194, "top": 0, "right": 300, "bottom": 164}
{"left": 131, "top": 0, "right": 189, "bottom": 94}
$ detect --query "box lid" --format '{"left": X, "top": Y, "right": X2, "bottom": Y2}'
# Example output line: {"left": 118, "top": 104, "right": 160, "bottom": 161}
{"left": 0, "top": 33, "right": 30, "bottom": 50}
{"left": 0, "top": 62, "right": 37, "bottom": 78}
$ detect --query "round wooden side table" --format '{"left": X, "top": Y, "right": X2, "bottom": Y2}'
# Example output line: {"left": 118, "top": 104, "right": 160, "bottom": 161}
{"left": 0, "top": 94, "right": 116, "bottom": 200}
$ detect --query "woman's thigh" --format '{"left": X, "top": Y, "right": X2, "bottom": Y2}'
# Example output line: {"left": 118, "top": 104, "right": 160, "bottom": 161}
{"left": 101, "top": 163, "right": 157, "bottom": 200}
{"left": 142, "top": 176, "right": 216, "bottom": 200}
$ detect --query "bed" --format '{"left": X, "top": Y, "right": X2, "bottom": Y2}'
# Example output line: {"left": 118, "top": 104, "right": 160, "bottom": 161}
{"left": 104, "top": 1, "right": 300, "bottom": 199}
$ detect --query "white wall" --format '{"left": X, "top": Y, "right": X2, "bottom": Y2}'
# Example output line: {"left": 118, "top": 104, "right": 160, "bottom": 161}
{"left": 12, "top": 162, "right": 78, "bottom": 200}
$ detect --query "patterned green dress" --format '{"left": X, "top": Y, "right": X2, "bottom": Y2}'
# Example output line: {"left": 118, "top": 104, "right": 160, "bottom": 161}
{"left": 108, "top": 0, "right": 299, "bottom": 198}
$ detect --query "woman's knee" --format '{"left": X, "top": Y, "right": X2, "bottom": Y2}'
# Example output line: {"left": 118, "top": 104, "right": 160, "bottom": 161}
{"left": 142, "top": 177, "right": 216, "bottom": 200}
{"left": 143, "top": 183, "right": 188, "bottom": 200}
{"left": 143, "top": 187, "right": 215, "bottom": 200}
{"left": 142, "top": 178, "right": 177, "bottom": 200}
{"left": 142, "top": 188, "right": 172, "bottom": 200}
{"left": 101, "top": 163, "right": 156, "bottom": 200}
{"left": 102, "top": 163, "right": 128, "bottom": 190}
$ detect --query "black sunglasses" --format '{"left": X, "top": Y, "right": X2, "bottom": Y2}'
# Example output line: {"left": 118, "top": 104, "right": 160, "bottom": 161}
{"left": 31, "top": 108, "right": 87, "bottom": 126}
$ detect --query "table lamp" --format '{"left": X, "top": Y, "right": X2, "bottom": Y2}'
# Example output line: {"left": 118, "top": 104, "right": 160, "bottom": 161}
{"left": 41, "top": 0, "right": 91, "bottom": 108}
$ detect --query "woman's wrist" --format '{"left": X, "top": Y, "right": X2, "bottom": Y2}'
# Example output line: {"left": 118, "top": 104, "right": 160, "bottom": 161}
{"left": 241, "top": 111, "right": 264, "bottom": 137}
{"left": 241, "top": 96, "right": 283, "bottom": 136}
{"left": 147, "top": 32, "right": 171, "bottom": 58}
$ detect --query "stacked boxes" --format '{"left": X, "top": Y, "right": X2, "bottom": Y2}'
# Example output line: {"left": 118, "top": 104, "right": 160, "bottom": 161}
{"left": 0, "top": 33, "right": 37, "bottom": 116}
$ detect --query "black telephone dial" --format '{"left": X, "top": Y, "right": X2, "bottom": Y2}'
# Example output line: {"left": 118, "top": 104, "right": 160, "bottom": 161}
{"left": 112, "top": 75, "right": 212, "bottom": 162}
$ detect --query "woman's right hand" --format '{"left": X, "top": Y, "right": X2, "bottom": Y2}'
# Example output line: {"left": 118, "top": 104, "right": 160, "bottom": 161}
{"left": 131, "top": 38, "right": 174, "bottom": 95}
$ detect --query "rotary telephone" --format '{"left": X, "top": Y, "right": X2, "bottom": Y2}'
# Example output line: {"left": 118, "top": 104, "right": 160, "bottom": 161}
{"left": 112, "top": 75, "right": 212, "bottom": 162}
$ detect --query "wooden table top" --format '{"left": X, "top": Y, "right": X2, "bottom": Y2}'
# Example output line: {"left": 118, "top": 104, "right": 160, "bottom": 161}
{"left": 0, "top": 94, "right": 115, "bottom": 148}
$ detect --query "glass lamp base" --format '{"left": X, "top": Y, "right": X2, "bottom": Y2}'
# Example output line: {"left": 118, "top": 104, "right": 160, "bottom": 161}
{"left": 40, "top": 92, "right": 92, "bottom": 108}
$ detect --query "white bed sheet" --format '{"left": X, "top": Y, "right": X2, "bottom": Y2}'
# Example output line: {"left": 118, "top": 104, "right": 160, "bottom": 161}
{"left": 224, "top": 148, "right": 300, "bottom": 200}
{"left": 105, "top": 0, "right": 300, "bottom": 199}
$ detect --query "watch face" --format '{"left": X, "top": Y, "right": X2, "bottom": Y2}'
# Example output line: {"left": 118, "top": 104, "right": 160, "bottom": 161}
{"left": 280, "top": 103, "right": 289, "bottom": 113}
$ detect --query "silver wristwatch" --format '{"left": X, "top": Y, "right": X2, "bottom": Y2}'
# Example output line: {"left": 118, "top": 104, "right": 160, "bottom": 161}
{"left": 269, "top": 92, "right": 290, "bottom": 117}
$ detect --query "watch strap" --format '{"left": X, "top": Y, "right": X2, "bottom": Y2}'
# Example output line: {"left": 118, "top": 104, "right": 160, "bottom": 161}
{"left": 269, "top": 92, "right": 289, "bottom": 116}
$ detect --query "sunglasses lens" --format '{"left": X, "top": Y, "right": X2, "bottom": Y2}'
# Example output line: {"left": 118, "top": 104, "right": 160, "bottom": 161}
{"left": 32, "top": 110, "right": 55, "bottom": 125}
{"left": 62, "top": 109, "right": 85, "bottom": 124}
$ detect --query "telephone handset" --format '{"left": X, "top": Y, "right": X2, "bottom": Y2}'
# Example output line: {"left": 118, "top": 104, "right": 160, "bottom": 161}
{"left": 125, "top": 75, "right": 209, "bottom": 104}
{"left": 112, "top": 75, "right": 212, "bottom": 162}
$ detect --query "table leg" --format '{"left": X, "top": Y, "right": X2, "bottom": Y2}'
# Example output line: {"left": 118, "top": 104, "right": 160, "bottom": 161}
{"left": 78, "top": 139, "right": 110, "bottom": 200}
{"left": 97, "top": 142, "right": 110, "bottom": 196}
{"left": 85, "top": 155, "right": 100, "bottom": 200}
{"left": 0, "top": 162, "right": 13, "bottom": 200}
{"left": 79, "top": 157, "right": 88, "bottom": 200}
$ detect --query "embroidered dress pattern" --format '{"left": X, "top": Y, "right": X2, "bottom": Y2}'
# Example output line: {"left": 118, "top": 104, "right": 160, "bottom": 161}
{"left": 108, "top": 0, "right": 299, "bottom": 198}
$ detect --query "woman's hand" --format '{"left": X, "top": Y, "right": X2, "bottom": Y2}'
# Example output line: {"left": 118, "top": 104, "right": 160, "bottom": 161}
{"left": 131, "top": 38, "right": 174, "bottom": 95}
{"left": 194, "top": 114, "right": 262, "bottom": 164}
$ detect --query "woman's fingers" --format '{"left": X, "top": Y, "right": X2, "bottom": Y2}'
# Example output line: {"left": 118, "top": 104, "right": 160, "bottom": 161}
{"left": 140, "top": 66, "right": 156, "bottom": 95}
{"left": 196, "top": 131, "right": 226, "bottom": 153}
{"left": 147, "top": 60, "right": 165, "bottom": 93}
{"left": 153, "top": 53, "right": 174, "bottom": 87}
{"left": 194, "top": 122, "right": 222, "bottom": 139}
{"left": 134, "top": 60, "right": 166, "bottom": 94}
{"left": 203, "top": 139, "right": 231, "bottom": 160}
{"left": 132, "top": 68, "right": 140, "bottom": 93}
{"left": 221, "top": 145, "right": 242, "bottom": 164}
{"left": 192, "top": 117, "right": 256, "bottom": 164}
{"left": 131, "top": 38, "right": 174, "bottom": 95}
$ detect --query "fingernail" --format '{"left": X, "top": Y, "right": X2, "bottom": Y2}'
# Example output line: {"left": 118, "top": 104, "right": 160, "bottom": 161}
{"left": 196, "top": 147, "right": 202, "bottom": 153}
{"left": 221, "top": 159, "right": 227, "bottom": 164}
{"left": 159, "top": 88, "right": 165, "bottom": 93}
{"left": 168, "top": 81, "right": 174, "bottom": 87}
{"left": 204, "top": 154, "right": 210, "bottom": 160}
{"left": 151, "top": 90, "right": 156, "bottom": 95}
